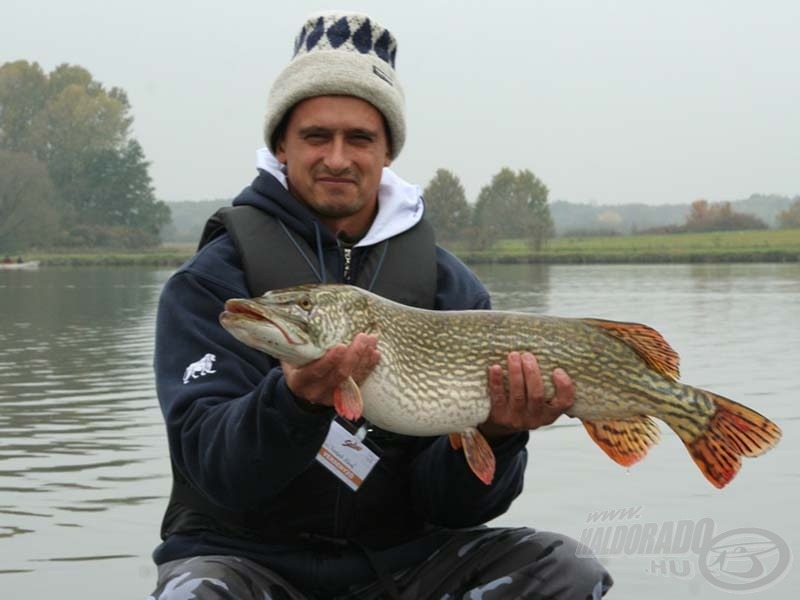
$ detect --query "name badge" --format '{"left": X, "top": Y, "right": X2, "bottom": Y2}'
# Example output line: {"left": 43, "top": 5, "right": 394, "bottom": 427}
{"left": 316, "top": 420, "right": 380, "bottom": 491}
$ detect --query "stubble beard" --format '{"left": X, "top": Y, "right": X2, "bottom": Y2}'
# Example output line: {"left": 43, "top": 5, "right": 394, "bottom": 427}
{"left": 287, "top": 172, "right": 367, "bottom": 220}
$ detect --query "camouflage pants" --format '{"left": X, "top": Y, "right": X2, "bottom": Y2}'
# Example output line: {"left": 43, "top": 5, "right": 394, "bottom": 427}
{"left": 148, "top": 527, "right": 612, "bottom": 600}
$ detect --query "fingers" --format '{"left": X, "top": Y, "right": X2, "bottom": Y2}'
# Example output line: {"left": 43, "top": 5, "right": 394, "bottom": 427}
{"left": 347, "top": 334, "right": 381, "bottom": 383}
{"left": 507, "top": 352, "right": 542, "bottom": 426}
{"left": 520, "top": 352, "right": 544, "bottom": 402}
{"left": 283, "top": 333, "right": 380, "bottom": 406}
{"left": 550, "top": 367, "right": 575, "bottom": 413}
{"left": 537, "top": 367, "right": 575, "bottom": 427}
{"left": 325, "top": 334, "right": 379, "bottom": 383}
{"left": 481, "top": 352, "right": 575, "bottom": 438}
{"left": 533, "top": 363, "right": 575, "bottom": 427}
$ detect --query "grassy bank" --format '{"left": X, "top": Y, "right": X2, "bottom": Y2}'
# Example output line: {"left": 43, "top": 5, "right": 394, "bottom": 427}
{"left": 28, "top": 244, "right": 197, "bottom": 267}
{"left": 26, "top": 229, "right": 800, "bottom": 266}
{"left": 451, "top": 229, "right": 800, "bottom": 264}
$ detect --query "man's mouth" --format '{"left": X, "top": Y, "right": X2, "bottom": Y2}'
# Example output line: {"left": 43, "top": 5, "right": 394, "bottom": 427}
{"left": 317, "top": 177, "right": 356, "bottom": 185}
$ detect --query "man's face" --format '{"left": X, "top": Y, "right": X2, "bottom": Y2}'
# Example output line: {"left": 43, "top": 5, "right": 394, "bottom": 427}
{"left": 276, "top": 96, "right": 391, "bottom": 229}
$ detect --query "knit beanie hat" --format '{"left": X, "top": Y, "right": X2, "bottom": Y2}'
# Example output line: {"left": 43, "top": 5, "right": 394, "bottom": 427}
{"left": 265, "top": 12, "right": 406, "bottom": 159}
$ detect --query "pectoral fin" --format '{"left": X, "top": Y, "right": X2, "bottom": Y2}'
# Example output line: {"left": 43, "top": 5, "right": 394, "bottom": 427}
{"left": 583, "top": 416, "right": 661, "bottom": 467}
{"left": 333, "top": 376, "right": 363, "bottom": 421}
{"left": 460, "top": 427, "right": 496, "bottom": 485}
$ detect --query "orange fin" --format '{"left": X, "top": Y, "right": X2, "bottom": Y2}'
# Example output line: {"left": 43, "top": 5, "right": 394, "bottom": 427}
{"left": 583, "top": 416, "right": 661, "bottom": 467}
{"left": 448, "top": 433, "right": 462, "bottom": 450}
{"left": 582, "top": 318, "right": 680, "bottom": 380}
{"left": 682, "top": 391, "right": 782, "bottom": 489}
{"left": 461, "top": 427, "right": 496, "bottom": 485}
{"left": 333, "top": 377, "right": 363, "bottom": 421}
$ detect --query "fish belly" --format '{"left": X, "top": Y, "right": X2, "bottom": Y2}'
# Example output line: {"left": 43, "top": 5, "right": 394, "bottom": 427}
{"left": 359, "top": 371, "right": 490, "bottom": 436}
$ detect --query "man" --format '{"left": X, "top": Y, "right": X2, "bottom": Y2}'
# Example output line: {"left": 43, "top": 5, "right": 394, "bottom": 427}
{"left": 150, "top": 11, "right": 612, "bottom": 599}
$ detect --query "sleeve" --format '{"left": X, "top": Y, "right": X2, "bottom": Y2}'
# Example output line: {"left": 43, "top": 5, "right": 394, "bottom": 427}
{"left": 411, "top": 432, "right": 530, "bottom": 527}
{"left": 432, "top": 246, "right": 492, "bottom": 311}
{"left": 154, "top": 267, "right": 334, "bottom": 511}
{"left": 409, "top": 245, "right": 530, "bottom": 526}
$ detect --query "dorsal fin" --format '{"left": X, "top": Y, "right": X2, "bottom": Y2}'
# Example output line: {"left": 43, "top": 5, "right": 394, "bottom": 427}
{"left": 582, "top": 318, "right": 680, "bottom": 380}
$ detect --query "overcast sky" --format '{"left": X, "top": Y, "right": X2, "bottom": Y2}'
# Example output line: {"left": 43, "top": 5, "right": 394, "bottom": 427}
{"left": 4, "top": 0, "right": 798, "bottom": 206}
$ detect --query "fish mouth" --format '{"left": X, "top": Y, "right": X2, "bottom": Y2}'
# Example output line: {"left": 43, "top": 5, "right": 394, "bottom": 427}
{"left": 222, "top": 299, "right": 303, "bottom": 346}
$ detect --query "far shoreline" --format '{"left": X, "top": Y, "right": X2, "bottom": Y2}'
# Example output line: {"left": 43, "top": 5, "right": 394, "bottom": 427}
{"left": 458, "top": 252, "right": 800, "bottom": 265}
{"left": 15, "top": 228, "right": 799, "bottom": 268}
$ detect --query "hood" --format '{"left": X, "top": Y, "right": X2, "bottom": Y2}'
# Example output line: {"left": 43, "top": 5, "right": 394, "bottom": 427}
{"left": 252, "top": 148, "right": 423, "bottom": 248}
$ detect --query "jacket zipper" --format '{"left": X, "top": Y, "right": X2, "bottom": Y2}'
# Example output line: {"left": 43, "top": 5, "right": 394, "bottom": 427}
{"left": 342, "top": 247, "right": 353, "bottom": 282}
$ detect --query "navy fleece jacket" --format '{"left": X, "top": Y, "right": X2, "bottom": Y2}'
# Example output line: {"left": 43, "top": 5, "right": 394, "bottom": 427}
{"left": 152, "top": 157, "right": 530, "bottom": 565}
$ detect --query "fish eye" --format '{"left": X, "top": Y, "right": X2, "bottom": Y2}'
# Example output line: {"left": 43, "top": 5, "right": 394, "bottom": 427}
{"left": 298, "top": 297, "right": 313, "bottom": 311}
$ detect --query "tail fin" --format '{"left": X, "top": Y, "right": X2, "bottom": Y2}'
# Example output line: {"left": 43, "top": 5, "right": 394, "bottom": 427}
{"left": 677, "top": 391, "right": 781, "bottom": 488}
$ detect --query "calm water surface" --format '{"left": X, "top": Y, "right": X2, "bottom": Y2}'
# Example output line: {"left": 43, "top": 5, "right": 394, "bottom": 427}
{"left": 1, "top": 264, "right": 798, "bottom": 599}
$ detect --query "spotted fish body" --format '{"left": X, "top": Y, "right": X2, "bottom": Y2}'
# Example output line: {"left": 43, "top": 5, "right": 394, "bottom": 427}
{"left": 220, "top": 284, "right": 781, "bottom": 488}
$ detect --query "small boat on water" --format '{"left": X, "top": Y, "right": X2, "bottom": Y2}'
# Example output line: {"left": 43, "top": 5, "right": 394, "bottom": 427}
{"left": 0, "top": 261, "right": 40, "bottom": 271}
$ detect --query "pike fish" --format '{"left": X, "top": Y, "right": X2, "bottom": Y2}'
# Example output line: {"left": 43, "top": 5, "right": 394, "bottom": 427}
{"left": 220, "top": 284, "right": 781, "bottom": 488}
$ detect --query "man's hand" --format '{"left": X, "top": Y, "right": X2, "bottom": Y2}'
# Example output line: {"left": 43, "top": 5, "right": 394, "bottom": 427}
{"left": 282, "top": 333, "right": 380, "bottom": 407}
{"left": 479, "top": 351, "right": 575, "bottom": 440}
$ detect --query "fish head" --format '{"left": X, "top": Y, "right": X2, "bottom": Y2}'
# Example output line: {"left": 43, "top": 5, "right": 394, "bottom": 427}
{"left": 219, "top": 284, "right": 374, "bottom": 365}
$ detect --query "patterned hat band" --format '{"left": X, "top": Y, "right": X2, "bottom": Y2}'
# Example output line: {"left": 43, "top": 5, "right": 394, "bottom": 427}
{"left": 265, "top": 12, "right": 406, "bottom": 159}
{"left": 293, "top": 15, "right": 398, "bottom": 68}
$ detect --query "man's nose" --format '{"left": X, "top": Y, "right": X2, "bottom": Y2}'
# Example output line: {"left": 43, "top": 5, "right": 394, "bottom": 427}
{"left": 324, "top": 135, "right": 350, "bottom": 172}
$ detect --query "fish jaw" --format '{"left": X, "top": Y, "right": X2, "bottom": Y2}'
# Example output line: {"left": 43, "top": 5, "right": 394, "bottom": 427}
{"left": 220, "top": 285, "right": 376, "bottom": 365}
{"left": 219, "top": 298, "right": 325, "bottom": 365}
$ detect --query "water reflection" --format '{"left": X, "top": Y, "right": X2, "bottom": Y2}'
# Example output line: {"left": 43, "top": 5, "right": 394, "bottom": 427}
{"left": 0, "top": 268, "right": 172, "bottom": 576}
{"left": 471, "top": 263, "right": 551, "bottom": 312}
{"left": 1, "top": 263, "right": 798, "bottom": 599}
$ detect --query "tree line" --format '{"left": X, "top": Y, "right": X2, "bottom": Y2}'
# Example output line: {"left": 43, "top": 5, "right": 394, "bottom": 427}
{"left": 777, "top": 199, "right": 800, "bottom": 229}
{"left": 4, "top": 58, "right": 794, "bottom": 254}
{"left": 424, "top": 167, "right": 800, "bottom": 249}
{"left": 638, "top": 198, "right": 800, "bottom": 235}
{"left": 423, "top": 168, "right": 554, "bottom": 250}
{"left": 0, "top": 60, "right": 169, "bottom": 252}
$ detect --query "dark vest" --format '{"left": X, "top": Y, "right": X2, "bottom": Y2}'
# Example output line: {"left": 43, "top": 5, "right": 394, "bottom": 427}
{"left": 161, "top": 204, "right": 439, "bottom": 549}
{"left": 199, "top": 205, "right": 437, "bottom": 307}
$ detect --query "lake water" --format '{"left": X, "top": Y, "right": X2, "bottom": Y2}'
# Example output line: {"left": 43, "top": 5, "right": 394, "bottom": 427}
{"left": 1, "top": 263, "right": 797, "bottom": 599}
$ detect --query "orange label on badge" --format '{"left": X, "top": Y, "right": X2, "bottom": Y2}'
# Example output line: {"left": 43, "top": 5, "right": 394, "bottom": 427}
{"left": 318, "top": 447, "right": 363, "bottom": 487}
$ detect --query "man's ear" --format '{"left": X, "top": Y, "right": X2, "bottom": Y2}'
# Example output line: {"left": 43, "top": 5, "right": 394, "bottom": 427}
{"left": 276, "top": 141, "right": 288, "bottom": 165}
{"left": 384, "top": 151, "right": 391, "bottom": 168}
